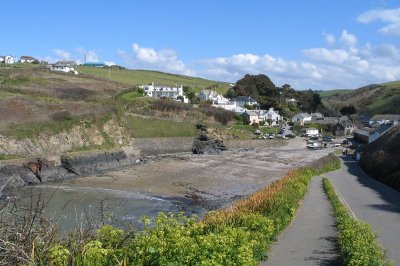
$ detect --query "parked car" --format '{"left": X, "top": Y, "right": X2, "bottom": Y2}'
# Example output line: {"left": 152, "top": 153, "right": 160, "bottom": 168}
{"left": 285, "top": 133, "right": 296, "bottom": 139}
{"left": 307, "top": 142, "right": 321, "bottom": 149}
{"left": 323, "top": 137, "right": 333, "bottom": 142}
{"left": 268, "top": 133, "right": 275, "bottom": 139}
{"left": 342, "top": 140, "right": 352, "bottom": 145}
{"left": 309, "top": 136, "right": 319, "bottom": 141}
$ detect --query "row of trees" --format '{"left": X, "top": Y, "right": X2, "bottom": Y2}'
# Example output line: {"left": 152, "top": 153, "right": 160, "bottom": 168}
{"left": 181, "top": 73, "right": 352, "bottom": 119}
{"left": 225, "top": 74, "right": 325, "bottom": 117}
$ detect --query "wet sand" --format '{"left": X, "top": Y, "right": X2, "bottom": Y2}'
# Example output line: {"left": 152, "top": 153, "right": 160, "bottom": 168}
{"left": 60, "top": 138, "right": 336, "bottom": 209}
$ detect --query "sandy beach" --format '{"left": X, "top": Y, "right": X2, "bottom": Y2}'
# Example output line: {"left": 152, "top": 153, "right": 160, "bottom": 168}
{"left": 59, "top": 138, "right": 336, "bottom": 209}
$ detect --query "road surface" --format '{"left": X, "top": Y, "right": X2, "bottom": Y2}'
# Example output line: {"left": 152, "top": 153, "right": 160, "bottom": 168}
{"left": 326, "top": 156, "right": 400, "bottom": 264}
{"left": 261, "top": 175, "right": 339, "bottom": 266}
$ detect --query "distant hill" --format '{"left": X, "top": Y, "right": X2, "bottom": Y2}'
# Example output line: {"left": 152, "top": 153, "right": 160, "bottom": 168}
{"left": 319, "top": 81, "right": 400, "bottom": 115}
{"left": 77, "top": 66, "right": 231, "bottom": 94}
{"left": 360, "top": 125, "right": 400, "bottom": 191}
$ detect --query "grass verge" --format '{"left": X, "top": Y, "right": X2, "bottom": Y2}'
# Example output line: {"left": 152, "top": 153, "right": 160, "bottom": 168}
{"left": 322, "top": 177, "right": 392, "bottom": 265}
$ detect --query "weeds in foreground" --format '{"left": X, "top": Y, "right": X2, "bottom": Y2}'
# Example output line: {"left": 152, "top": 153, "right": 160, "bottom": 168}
{"left": 322, "top": 177, "right": 392, "bottom": 266}
{"left": 1, "top": 155, "right": 340, "bottom": 265}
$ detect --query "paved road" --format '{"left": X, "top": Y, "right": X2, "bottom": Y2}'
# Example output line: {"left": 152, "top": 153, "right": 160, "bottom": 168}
{"left": 326, "top": 157, "right": 400, "bottom": 264}
{"left": 262, "top": 175, "right": 339, "bottom": 266}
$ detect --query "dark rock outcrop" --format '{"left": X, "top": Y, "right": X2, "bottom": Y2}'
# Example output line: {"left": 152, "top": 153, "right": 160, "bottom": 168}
{"left": 0, "top": 150, "right": 133, "bottom": 191}
{"left": 192, "top": 132, "right": 227, "bottom": 155}
{"left": 359, "top": 125, "right": 400, "bottom": 190}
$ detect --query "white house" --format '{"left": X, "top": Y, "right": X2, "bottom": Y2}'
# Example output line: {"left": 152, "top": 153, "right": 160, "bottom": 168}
{"left": 20, "top": 56, "right": 37, "bottom": 63}
{"left": 234, "top": 96, "right": 258, "bottom": 107}
{"left": 257, "top": 107, "right": 282, "bottom": 126}
{"left": 292, "top": 113, "right": 312, "bottom": 125}
{"left": 199, "top": 90, "right": 218, "bottom": 101}
{"left": 242, "top": 111, "right": 260, "bottom": 125}
{"left": 51, "top": 61, "right": 78, "bottom": 74}
{"left": 140, "top": 82, "right": 188, "bottom": 103}
{"left": 1, "top": 55, "right": 15, "bottom": 64}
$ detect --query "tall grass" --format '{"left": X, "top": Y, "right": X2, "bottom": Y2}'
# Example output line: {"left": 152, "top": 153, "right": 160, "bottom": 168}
{"left": 203, "top": 154, "right": 340, "bottom": 231}
{"left": 322, "top": 177, "right": 392, "bottom": 265}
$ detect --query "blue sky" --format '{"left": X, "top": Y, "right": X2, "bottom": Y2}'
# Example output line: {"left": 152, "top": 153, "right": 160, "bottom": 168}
{"left": 1, "top": 0, "right": 400, "bottom": 90}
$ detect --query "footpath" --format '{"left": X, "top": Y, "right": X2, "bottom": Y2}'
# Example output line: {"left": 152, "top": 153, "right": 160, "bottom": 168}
{"left": 325, "top": 157, "right": 400, "bottom": 264}
{"left": 261, "top": 175, "right": 339, "bottom": 266}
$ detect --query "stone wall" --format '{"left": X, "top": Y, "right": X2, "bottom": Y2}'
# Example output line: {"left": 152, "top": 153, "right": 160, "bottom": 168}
{"left": 132, "top": 137, "right": 195, "bottom": 155}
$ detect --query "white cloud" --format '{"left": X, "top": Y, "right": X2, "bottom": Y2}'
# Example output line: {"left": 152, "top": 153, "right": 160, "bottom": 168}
{"left": 358, "top": 8, "right": 400, "bottom": 36}
{"left": 53, "top": 49, "right": 71, "bottom": 61}
{"left": 323, "top": 32, "right": 336, "bottom": 45}
{"left": 195, "top": 38, "right": 400, "bottom": 90}
{"left": 104, "top": 61, "right": 116, "bottom": 66}
{"left": 76, "top": 48, "right": 99, "bottom": 62}
{"left": 339, "top": 30, "right": 357, "bottom": 47}
{"left": 119, "top": 43, "right": 195, "bottom": 76}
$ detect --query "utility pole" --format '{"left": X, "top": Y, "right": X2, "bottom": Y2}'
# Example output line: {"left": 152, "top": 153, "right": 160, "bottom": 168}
{"left": 108, "top": 67, "right": 111, "bottom": 80}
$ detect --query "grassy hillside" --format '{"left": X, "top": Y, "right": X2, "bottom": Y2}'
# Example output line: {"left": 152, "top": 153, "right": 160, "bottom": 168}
{"left": 77, "top": 66, "right": 231, "bottom": 94}
{"left": 0, "top": 64, "right": 242, "bottom": 156}
{"left": 320, "top": 81, "right": 400, "bottom": 115}
{"left": 0, "top": 64, "right": 127, "bottom": 133}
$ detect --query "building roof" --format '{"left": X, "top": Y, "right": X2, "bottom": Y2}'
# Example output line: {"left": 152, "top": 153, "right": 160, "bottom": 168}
{"left": 235, "top": 96, "right": 258, "bottom": 103}
{"left": 355, "top": 127, "right": 373, "bottom": 136}
{"left": 372, "top": 123, "right": 393, "bottom": 135}
{"left": 294, "top": 113, "right": 312, "bottom": 118}
{"left": 243, "top": 111, "right": 258, "bottom": 116}
{"left": 370, "top": 114, "right": 400, "bottom": 121}
{"left": 54, "top": 61, "right": 76, "bottom": 66}
{"left": 20, "top": 56, "right": 36, "bottom": 60}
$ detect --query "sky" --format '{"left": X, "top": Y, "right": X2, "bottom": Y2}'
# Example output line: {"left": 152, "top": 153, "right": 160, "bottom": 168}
{"left": 1, "top": 0, "right": 400, "bottom": 90}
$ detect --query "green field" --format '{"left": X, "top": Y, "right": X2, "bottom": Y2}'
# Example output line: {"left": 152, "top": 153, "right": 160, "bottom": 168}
{"left": 319, "top": 82, "right": 400, "bottom": 115}
{"left": 77, "top": 66, "right": 231, "bottom": 94}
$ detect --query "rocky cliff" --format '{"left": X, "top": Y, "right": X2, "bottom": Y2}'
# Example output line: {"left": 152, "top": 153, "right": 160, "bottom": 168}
{"left": 359, "top": 125, "right": 400, "bottom": 190}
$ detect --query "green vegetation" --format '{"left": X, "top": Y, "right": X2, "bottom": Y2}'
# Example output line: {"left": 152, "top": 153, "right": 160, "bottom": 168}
{"left": 322, "top": 178, "right": 391, "bottom": 266}
{"left": 77, "top": 66, "right": 230, "bottom": 94}
{"left": 320, "top": 82, "right": 400, "bottom": 115}
{"left": 2, "top": 155, "right": 340, "bottom": 265}
{"left": 5, "top": 117, "right": 83, "bottom": 140}
{"left": 124, "top": 116, "right": 196, "bottom": 138}
{"left": 318, "top": 89, "right": 352, "bottom": 98}
{"left": 0, "top": 154, "right": 22, "bottom": 160}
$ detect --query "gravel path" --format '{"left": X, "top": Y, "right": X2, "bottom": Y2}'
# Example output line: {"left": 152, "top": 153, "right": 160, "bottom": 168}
{"left": 326, "top": 157, "right": 400, "bottom": 264}
{"left": 261, "top": 175, "right": 339, "bottom": 266}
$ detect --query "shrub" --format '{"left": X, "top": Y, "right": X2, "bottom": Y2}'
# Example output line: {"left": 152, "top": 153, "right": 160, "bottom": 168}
{"left": 152, "top": 98, "right": 193, "bottom": 112}
{"left": 51, "top": 110, "right": 73, "bottom": 121}
{"left": 199, "top": 105, "right": 235, "bottom": 125}
{"left": 322, "top": 178, "right": 391, "bottom": 265}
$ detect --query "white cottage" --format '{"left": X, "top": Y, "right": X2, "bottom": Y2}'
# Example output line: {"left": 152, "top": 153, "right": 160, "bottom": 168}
{"left": 292, "top": 113, "right": 312, "bottom": 125}
{"left": 51, "top": 61, "right": 78, "bottom": 74}
{"left": 140, "top": 82, "right": 188, "bottom": 103}
{"left": 2, "top": 55, "right": 15, "bottom": 64}
{"left": 20, "top": 56, "right": 37, "bottom": 63}
{"left": 258, "top": 107, "right": 282, "bottom": 126}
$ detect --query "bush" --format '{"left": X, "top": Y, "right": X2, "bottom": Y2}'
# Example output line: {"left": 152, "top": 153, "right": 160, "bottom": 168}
{"left": 199, "top": 105, "right": 235, "bottom": 125}
{"left": 51, "top": 110, "right": 73, "bottom": 121}
{"left": 322, "top": 178, "right": 391, "bottom": 265}
{"left": 152, "top": 99, "right": 192, "bottom": 112}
